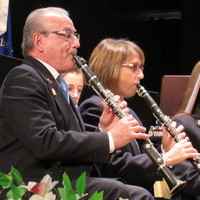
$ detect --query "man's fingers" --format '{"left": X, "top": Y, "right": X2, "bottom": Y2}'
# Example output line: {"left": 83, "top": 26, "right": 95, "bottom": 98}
{"left": 132, "top": 132, "right": 149, "bottom": 140}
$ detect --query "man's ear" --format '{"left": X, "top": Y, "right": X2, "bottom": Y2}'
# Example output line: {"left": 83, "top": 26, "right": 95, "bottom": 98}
{"left": 32, "top": 32, "right": 44, "bottom": 52}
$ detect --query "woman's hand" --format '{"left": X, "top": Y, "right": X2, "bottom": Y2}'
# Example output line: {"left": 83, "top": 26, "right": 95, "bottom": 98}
{"left": 164, "top": 138, "right": 200, "bottom": 166}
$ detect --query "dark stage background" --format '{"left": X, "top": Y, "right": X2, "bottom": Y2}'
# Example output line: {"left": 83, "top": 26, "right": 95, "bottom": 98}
{"left": 8, "top": 0, "right": 200, "bottom": 91}
{"left": 2, "top": 0, "right": 200, "bottom": 127}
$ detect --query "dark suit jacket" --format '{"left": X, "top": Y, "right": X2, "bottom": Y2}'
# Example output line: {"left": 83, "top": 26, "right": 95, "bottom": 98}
{"left": 79, "top": 93, "right": 200, "bottom": 198}
{"left": 0, "top": 56, "right": 110, "bottom": 182}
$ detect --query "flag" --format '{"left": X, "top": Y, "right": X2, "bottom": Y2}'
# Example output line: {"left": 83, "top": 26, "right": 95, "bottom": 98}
{"left": 0, "top": 0, "right": 13, "bottom": 56}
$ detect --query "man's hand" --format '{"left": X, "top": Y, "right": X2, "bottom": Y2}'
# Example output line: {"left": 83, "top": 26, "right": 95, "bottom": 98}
{"left": 109, "top": 115, "right": 149, "bottom": 149}
{"left": 99, "top": 96, "right": 149, "bottom": 149}
{"left": 99, "top": 95, "right": 129, "bottom": 131}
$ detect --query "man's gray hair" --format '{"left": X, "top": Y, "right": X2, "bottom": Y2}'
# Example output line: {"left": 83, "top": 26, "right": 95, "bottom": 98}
{"left": 21, "top": 7, "right": 69, "bottom": 57}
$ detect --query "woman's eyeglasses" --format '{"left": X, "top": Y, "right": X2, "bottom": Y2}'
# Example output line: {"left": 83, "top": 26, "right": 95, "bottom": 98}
{"left": 122, "top": 63, "right": 144, "bottom": 72}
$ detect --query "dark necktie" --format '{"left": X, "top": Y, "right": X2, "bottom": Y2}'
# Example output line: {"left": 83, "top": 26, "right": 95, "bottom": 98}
{"left": 57, "top": 75, "right": 81, "bottom": 127}
{"left": 57, "top": 75, "right": 70, "bottom": 103}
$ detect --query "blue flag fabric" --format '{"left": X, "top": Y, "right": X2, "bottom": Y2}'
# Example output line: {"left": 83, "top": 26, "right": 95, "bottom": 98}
{"left": 0, "top": 9, "right": 13, "bottom": 56}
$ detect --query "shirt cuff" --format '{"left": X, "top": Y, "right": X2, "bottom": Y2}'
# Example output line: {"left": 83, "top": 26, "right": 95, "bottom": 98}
{"left": 162, "top": 152, "right": 167, "bottom": 166}
{"left": 161, "top": 145, "right": 173, "bottom": 168}
{"left": 107, "top": 132, "right": 115, "bottom": 153}
{"left": 160, "top": 145, "right": 167, "bottom": 164}
{"left": 98, "top": 125, "right": 115, "bottom": 153}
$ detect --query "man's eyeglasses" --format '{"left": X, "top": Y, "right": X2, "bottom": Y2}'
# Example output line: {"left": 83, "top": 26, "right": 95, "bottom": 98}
{"left": 122, "top": 63, "right": 144, "bottom": 72}
{"left": 40, "top": 30, "right": 80, "bottom": 41}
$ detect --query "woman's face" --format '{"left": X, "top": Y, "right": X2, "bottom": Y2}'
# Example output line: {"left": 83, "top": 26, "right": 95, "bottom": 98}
{"left": 117, "top": 51, "right": 144, "bottom": 98}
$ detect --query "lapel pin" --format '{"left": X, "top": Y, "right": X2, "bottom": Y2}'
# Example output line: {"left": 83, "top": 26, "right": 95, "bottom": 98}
{"left": 46, "top": 78, "right": 53, "bottom": 84}
{"left": 51, "top": 88, "right": 57, "bottom": 96}
{"left": 196, "top": 119, "right": 200, "bottom": 128}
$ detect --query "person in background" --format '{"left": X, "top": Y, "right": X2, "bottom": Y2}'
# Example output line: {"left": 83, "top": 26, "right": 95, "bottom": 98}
{"left": 63, "top": 68, "right": 84, "bottom": 104}
{"left": 0, "top": 7, "right": 156, "bottom": 200}
{"left": 78, "top": 38, "right": 200, "bottom": 199}
{"left": 172, "top": 61, "right": 200, "bottom": 200}
{"left": 173, "top": 61, "right": 200, "bottom": 151}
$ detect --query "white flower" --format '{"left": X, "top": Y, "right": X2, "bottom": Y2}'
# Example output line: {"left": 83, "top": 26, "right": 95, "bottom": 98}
{"left": 29, "top": 191, "right": 56, "bottom": 200}
{"left": 20, "top": 175, "right": 58, "bottom": 196}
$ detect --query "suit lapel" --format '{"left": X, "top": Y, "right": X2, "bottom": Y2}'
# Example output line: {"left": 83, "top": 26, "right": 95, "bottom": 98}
{"left": 69, "top": 98, "right": 85, "bottom": 130}
{"left": 23, "top": 56, "right": 85, "bottom": 131}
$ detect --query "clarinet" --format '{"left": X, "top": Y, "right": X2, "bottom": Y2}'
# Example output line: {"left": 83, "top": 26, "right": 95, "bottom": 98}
{"left": 73, "top": 55, "right": 186, "bottom": 196}
{"left": 136, "top": 84, "right": 200, "bottom": 174}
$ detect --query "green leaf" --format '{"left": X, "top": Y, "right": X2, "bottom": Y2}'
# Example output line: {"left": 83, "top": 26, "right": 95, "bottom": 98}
{"left": 58, "top": 188, "right": 67, "bottom": 200}
{"left": 10, "top": 166, "right": 25, "bottom": 185}
{"left": 88, "top": 191, "right": 104, "bottom": 200}
{"left": 76, "top": 172, "right": 86, "bottom": 196}
{"left": 6, "top": 183, "right": 25, "bottom": 199}
{"left": 66, "top": 189, "right": 76, "bottom": 200}
{"left": 62, "top": 172, "right": 72, "bottom": 190}
{"left": 58, "top": 187, "right": 76, "bottom": 200}
{"left": 0, "top": 173, "right": 11, "bottom": 188}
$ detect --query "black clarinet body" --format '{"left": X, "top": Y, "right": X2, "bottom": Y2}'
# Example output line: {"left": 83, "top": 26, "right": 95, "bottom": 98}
{"left": 136, "top": 84, "right": 200, "bottom": 174}
{"left": 74, "top": 55, "right": 186, "bottom": 195}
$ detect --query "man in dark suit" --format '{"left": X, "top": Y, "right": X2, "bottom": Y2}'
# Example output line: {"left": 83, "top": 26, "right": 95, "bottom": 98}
{"left": 0, "top": 7, "right": 155, "bottom": 200}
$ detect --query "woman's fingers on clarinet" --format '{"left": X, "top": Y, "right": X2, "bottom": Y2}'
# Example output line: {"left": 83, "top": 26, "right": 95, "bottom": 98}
{"left": 173, "top": 122, "right": 184, "bottom": 133}
{"left": 180, "top": 139, "right": 193, "bottom": 147}
{"left": 180, "top": 140, "right": 199, "bottom": 154}
{"left": 172, "top": 121, "right": 184, "bottom": 132}
{"left": 184, "top": 147, "right": 200, "bottom": 157}
{"left": 178, "top": 138, "right": 194, "bottom": 147}
{"left": 187, "top": 147, "right": 199, "bottom": 153}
